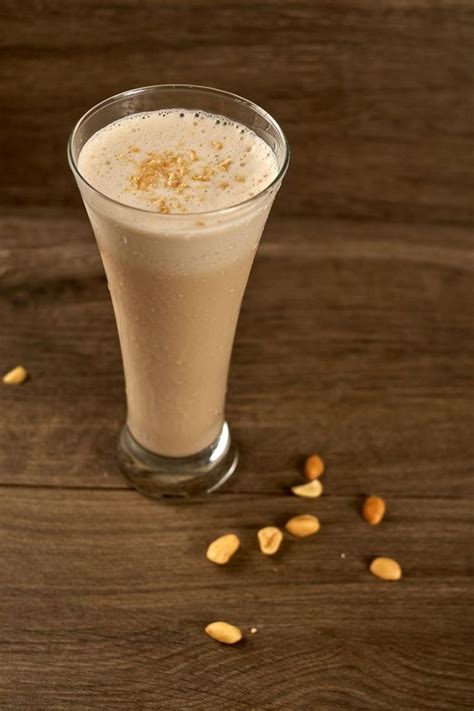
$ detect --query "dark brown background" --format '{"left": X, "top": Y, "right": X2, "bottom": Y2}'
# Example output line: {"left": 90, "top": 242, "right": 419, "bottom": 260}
{"left": 1, "top": 1, "right": 473, "bottom": 709}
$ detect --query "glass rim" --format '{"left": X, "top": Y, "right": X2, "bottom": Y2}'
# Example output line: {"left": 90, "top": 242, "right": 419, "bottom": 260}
{"left": 67, "top": 83, "right": 290, "bottom": 219}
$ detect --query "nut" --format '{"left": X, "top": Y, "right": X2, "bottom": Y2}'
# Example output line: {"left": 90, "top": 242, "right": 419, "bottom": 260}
{"left": 285, "top": 514, "right": 320, "bottom": 538}
{"left": 217, "top": 158, "right": 233, "bottom": 171}
{"left": 257, "top": 526, "right": 283, "bottom": 555}
{"left": 362, "top": 495, "right": 386, "bottom": 525}
{"left": 2, "top": 365, "right": 28, "bottom": 385}
{"left": 205, "top": 621, "right": 242, "bottom": 645}
{"left": 291, "top": 479, "right": 323, "bottom": 498}
{"left": 206, "top": 533, "right": 240, "bottom": 565}
{"left": 304, "top": 454, "right": 324, "bottom": 480}
{"left": 369, "top": 557, "right": 402, "bottom": 581}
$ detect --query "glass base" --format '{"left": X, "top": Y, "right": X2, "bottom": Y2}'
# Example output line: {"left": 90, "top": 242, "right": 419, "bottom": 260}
{"left": 117, "top": 422, "right": 238, "bottom": 500}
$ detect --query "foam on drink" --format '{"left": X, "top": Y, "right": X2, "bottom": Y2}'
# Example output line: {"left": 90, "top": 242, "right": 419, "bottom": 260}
{"left": 78, "top": 109, "right": 278, "bottom": 214}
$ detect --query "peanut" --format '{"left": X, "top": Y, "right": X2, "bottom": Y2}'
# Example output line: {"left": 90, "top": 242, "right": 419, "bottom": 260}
{"left": 285, "top": 514, "right": 320, "bottom": 538}
{"left": 205, "top": 621, "right": 242, "bottom": 644}
{"left": 206, "top": 533, "right": 240, "bottom": 565}
{"left": 304, "top": 454, "right": 324, "bottom": 480}
{"left": 369, "top": 557, "right": 402, "bottom": 581}
{"left": 257, "top": 526, "right": 283, "bottom": 555}
{"left": 2, "top": 365, "right": 28, "bottom": 385}
{"left": 291, "top": 479, "right": 323, "bottom": 498}
{"left": 362, "top": 495, "right": 386, "bottom": 525}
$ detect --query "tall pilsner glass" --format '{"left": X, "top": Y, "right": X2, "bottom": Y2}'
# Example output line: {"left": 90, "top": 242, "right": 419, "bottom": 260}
{"left": 68, "top": 85, "right": 289, "bottom": 499}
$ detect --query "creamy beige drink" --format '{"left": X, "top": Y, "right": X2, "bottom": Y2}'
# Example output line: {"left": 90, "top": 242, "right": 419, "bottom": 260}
{"left": 78, "top": 109, "right": 279, "bottom": 457}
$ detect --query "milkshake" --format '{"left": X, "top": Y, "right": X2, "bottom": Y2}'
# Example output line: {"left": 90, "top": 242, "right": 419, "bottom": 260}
{"left": 69, "top": 86, "right": 288, "bottom": 497}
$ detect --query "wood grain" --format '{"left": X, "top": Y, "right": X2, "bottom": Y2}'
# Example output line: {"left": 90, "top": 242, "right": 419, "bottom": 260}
{"left": 0, "top": 488, "right": 472, "bottom": 709}
{"left": 1, "top": 212, "right": 472, "bottom": 499}
{"left": 1, "top": 0, "right": 473, "bottom": 708}
{"left": 1, "top": 0, "right": 474, "bottom": 224}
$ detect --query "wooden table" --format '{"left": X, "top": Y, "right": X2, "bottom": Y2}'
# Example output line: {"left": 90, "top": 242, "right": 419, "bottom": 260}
{"left": 1, "top": 2, "right": 473, "bottom": 708}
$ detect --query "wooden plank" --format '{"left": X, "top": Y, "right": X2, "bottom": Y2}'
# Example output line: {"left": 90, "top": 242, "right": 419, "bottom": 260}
{"left": 1, "top": 213, "right": 473, "bottom": 496}
{"left": 0, "top": 1, "right": 472, "bottom": 707}
{"left": 0, "top": 488, "right": 472, "bottom": 709}
{"left": 1, "top": 1, "right": 473, "bottom": 224}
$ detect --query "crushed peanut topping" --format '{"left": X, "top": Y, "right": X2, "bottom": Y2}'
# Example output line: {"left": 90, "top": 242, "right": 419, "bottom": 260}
{"left": 152, "top": 198, "right": 170, "bottom": 214}
{"left": 129, "top": 150, "right": 192, "bottom": 194}
{"left": 212, "top": 140, "right": 223, "bottom": 150}
{"left": 217, "top": 159, "right": 233, "bottom": 171}
{"left": 127, "top": 147, "right": 252, "bottom": 210}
